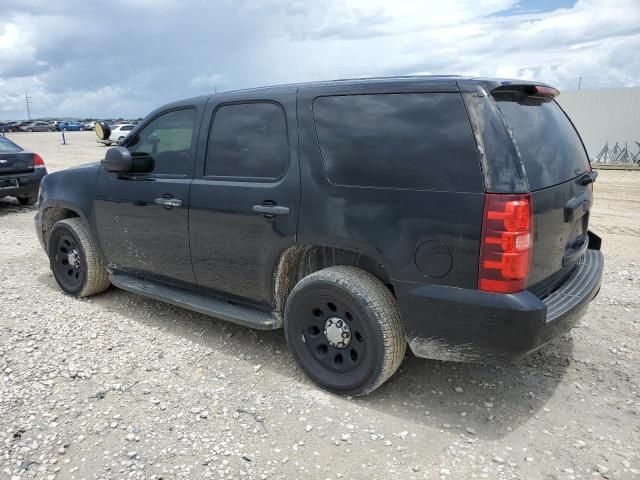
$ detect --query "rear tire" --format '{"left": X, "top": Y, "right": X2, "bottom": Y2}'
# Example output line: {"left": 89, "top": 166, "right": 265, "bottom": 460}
{"left": 17, "top": 192, "right": 37, "bottom": 206}
{"left": 284, "top": 266, "right": 406, "bottom": 396}
{"left": 48, "top": 218, "right": 110, "bottom": 297}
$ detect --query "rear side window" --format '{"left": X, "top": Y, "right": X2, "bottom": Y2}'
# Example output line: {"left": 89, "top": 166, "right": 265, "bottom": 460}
{"left": 312, "top": 93, "right": 482, "bottom": 191}
{"left": 206, "top": 102, "right": 289, "bottom": 179}
{"left": 494, "top": 98, "right": 589, "bottom": 191}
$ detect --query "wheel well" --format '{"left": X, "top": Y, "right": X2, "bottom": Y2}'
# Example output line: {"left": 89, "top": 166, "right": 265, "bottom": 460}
{"left": 41, "top": 206, "right": 80, "bottom": 250}
{"left": 273, "top": 245, "right": 393, "bottom": 313}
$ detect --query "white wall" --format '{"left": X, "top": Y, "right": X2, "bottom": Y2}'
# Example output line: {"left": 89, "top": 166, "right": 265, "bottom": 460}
{"left": 557, "top": 87, "right": 640, "bottom": 163}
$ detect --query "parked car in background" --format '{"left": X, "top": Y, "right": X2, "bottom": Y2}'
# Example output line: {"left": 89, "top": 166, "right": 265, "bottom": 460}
{"left": 19, "top": 121, "right": 55, "bottom": 132}
{"left": 57, "top": 121, "right": 84, "bottom": 131}
{"left": 84, "top": 121, "right": 96, "bottom": 130}
{"left": 0, "top": 135, "right": 47, "bottom": 205}
{"left": 4, "top": 121, "right": 30, "bottom": 132}
{"left": 110, "top": 124, "right": 136, "bottom": 142}
{"left": 35, "top": 76, "right": 603, "bottom": 396}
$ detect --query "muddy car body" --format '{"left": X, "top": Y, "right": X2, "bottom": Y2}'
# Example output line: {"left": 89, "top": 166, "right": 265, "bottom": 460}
{"left": 35, "top": 76, "right": 603, "bottom": 395}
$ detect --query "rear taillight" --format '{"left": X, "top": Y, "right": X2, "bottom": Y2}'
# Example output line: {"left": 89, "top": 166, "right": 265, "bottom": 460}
{"left": 529, "top": 85, "right": 559, "bottom": 98}
{"left": 34, "top": 153, "right": 45, "bottom": 169}
{"left": 478, "top": 193, "right": 532, "bottom": 294}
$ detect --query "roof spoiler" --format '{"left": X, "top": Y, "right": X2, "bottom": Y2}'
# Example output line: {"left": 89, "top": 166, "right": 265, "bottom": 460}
{"left": 491, "top": 84, "right": 560, "bottom": 99}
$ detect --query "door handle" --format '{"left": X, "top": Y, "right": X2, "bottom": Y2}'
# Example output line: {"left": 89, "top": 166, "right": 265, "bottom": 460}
{"left": 155, "top": 197, "right": 182, "bottom": 209}
{"left": 252, "top": 204, "right": 290, "bottom": 217}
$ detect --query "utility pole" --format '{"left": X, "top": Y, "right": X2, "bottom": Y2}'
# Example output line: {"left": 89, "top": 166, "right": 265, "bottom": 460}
{"left": 578, "top": 76, "right": 582, "bottom": 90}
{"left": 25, "top": 93, "right": 33, "bottom": 120}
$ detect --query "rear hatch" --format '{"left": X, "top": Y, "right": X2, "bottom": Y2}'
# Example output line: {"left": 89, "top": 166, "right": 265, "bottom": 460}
{"left": 0, "top": 137, "right": 34, "bottom": 175}
{"left": 492, "top": 86, "right": 594, "bottom": 297}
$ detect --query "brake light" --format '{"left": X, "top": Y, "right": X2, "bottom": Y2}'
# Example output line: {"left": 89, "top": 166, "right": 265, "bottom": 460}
{"left": 529, "top": 85, "right": 559, "bottom": 98}
{"left": 478, "top": 193, "right": 532, "bottom": 293}
{"left": 33, "top": 153, "right": 46, "bottom": 169}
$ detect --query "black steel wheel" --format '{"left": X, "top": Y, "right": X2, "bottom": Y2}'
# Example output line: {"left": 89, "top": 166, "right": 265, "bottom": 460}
{"left": 284, "top": 266, "right": 406, "bottom": 396}
{"left": 50, "top": 230, "right": 85, "bottom": 294}
{"left": 47, "top": 218, "right": 110, "bottom": 297}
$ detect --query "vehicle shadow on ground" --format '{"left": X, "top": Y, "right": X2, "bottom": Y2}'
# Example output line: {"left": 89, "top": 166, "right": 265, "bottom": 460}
{"left": 363, "top": 341, "right": 573, "bottom": 440}
{"left": 37, "top": 275, "right": 572, "bottom": 441}
{"left": 0, "top": 197, "right": 35, "bottom": 216}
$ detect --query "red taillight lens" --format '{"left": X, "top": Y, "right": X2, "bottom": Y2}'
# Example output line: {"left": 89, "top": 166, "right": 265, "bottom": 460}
{"left": 33, "top": 153, "right": 45, "bottom": 168}
{"left": 478, "top": 193, "right": 532, "bottom": 294}
{"left": 530, "top": 85, "right": 559, "bottom": 98}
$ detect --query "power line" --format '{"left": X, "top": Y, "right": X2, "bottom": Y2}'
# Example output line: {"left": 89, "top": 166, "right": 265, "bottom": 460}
{"left": 25, "top": 93, "right": 33, "bottom": 120}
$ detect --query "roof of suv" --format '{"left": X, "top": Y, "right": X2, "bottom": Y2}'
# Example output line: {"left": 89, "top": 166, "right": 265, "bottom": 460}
{"left": 212, "top": 75, "right": 551, "bottom": 97}
{"left": 150, "top": 75, "right": 553, "bottom": 131}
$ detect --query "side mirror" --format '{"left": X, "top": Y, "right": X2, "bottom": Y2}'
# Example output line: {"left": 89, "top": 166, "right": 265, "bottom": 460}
{"left": 102, "top": 146, "right": 132, "bottom": 172}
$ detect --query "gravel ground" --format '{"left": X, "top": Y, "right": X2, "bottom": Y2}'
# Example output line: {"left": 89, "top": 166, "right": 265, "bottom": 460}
{"left": 1, "top": 132, "right": 639, "bottom": 480}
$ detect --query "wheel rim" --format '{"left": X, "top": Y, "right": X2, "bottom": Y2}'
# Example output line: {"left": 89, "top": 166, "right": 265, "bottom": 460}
{"left": 52, "top": 233, "right": 84, "bottom": 290}
{"left": 298, "top": 295, "right": 367, "bottom": 375}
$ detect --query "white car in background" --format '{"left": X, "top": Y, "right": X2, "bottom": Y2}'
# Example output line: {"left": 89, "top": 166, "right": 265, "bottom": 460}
{"left": 103, "top": 124, "right": 136, "bottom": 145}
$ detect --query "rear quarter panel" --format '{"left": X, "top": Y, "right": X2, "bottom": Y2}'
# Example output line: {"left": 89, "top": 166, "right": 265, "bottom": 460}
{"left": 296, "top": 86, "right": 484, "bottom": 289}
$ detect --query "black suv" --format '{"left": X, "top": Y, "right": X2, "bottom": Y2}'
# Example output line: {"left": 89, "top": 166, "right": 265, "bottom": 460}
{"left": 35, "top": 77, "right": 603, "bottom": 395}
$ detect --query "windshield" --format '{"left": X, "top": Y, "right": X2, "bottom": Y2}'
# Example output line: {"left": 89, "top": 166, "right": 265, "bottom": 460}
{"left": 494, "top": 96, "right": 590, "bottom": 191}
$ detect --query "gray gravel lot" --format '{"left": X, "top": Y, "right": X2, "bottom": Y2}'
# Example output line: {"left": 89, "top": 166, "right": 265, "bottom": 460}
{"left": 1, "top": 132, "right": 639, "bottom": 479}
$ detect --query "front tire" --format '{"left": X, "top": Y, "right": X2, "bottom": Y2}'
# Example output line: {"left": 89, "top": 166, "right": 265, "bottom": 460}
{"left": 48, "top": 218, "right": 110, "bottom": 297}
{"left": 284, "top": 266, "right": 406, "bottom": 396}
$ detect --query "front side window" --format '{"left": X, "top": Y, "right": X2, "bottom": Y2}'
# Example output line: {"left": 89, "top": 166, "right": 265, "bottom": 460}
{"left": 205, "top": 102, "right": 289, "bottom": 179}
{"left": 127, "top": 109, "right": 196, "bottom": 176}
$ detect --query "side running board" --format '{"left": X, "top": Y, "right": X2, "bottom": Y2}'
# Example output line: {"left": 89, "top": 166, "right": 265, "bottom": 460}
{"left": 109, "top": 273, "right": 283, "bottom": 330}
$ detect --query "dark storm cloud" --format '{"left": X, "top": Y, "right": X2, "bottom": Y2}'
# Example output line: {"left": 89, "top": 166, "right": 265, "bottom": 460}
{"left": 0, "top": 0, "right": 638, "bottom": 119}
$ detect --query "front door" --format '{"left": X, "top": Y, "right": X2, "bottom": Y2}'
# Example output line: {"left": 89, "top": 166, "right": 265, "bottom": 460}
{"left": 189, "top": 93, "right": 300, "bottom": 307}
{"left": 94, "top": 105, "right": 202, "bottom": 284}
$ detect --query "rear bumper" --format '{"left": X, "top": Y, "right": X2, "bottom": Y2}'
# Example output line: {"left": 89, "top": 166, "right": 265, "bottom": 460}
{"left": 0, "top": 168, "right": 46, "bottom": 199}
{"left": 396, "top": 245, "right": 603, "bottom": 363}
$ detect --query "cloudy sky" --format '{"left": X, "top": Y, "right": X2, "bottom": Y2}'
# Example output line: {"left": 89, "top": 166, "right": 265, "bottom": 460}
{"left": 0, "top": 0, "right": 639, "bottom": 119}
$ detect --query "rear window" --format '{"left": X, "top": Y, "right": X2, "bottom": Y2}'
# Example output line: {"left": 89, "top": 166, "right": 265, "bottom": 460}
{"left": 494, "top": 98, "right": 590, "bottom": 191}
{"left": 312, "top": 93, "right": 482, "bottom": 191}
{"left": 0, "top": 136, "right": 21, "bottom": 152}
{"left": 205, "top": 102, "right": 289, "bottom": 179}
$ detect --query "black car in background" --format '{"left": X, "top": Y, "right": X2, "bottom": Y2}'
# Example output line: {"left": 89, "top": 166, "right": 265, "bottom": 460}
{"left": 0, "top": 136, "right": 47, "bottom": 205}
{"left": 34, "top": 76, "right": 603, "bottom": 395}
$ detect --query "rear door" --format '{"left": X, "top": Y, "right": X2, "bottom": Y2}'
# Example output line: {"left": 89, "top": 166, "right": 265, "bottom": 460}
{"left": 189, "top": 91, "right": 299, "bottom": 308}
{"left": 492, "top": 90, "right": 593, "bottom": 294}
